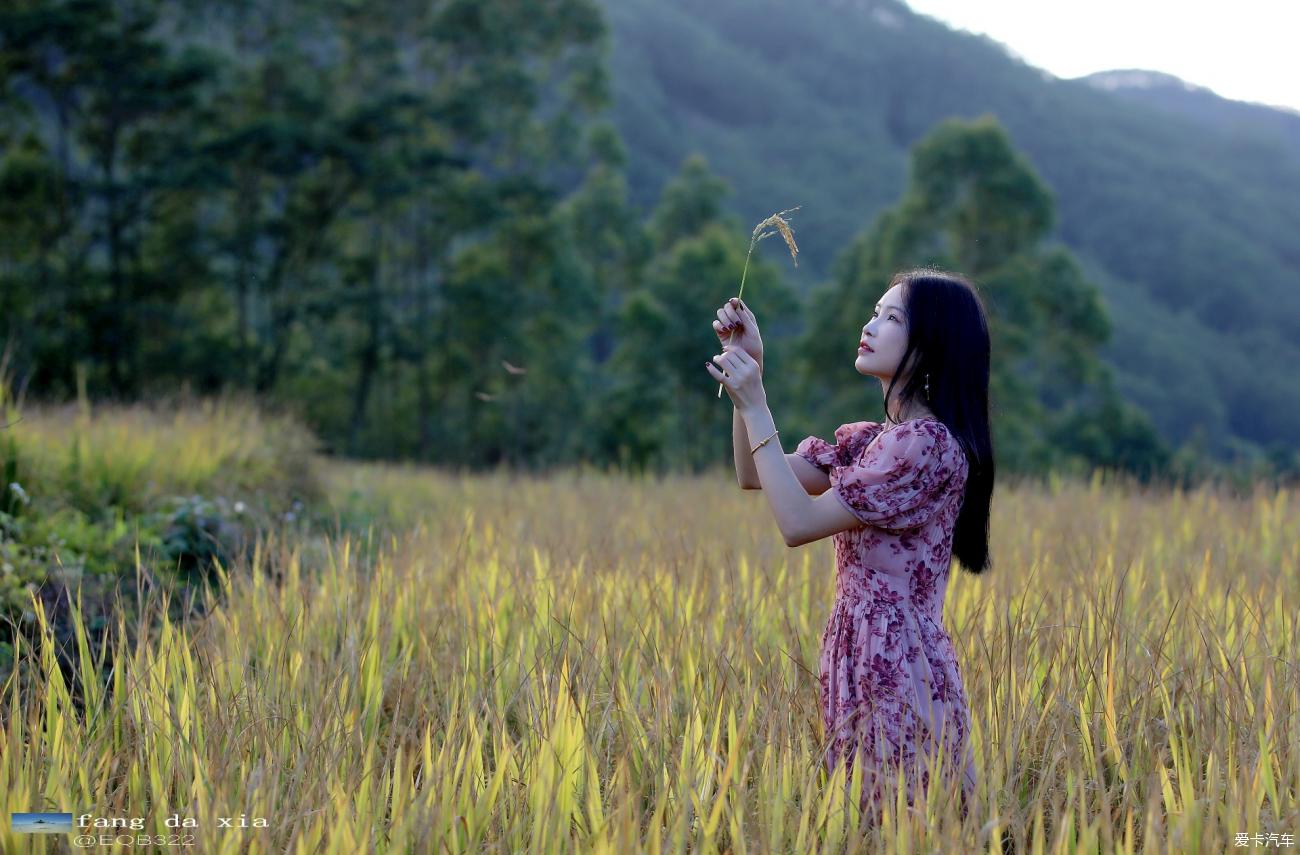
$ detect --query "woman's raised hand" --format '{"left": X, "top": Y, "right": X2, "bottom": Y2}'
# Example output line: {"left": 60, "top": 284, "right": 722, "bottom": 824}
{"left": 713, "top": 297, "right": 764, "bottom": 366}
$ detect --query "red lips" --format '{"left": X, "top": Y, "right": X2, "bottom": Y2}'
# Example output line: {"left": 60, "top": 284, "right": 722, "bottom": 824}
{"left": 859, "top": 341, "right": 874, "bottom": 352}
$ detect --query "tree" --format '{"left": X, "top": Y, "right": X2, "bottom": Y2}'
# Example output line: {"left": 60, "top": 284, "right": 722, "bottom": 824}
{"left": 794, "top": 115, "right": 1170, "bottom": 477}
{"left": 0, "top": 0, "right": 215, "bottom": 396}
{"left": 594, "top": 154, "right": 800, "bottom": 471}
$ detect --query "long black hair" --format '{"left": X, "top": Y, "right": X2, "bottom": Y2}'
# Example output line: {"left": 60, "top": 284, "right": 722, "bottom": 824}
{"left": 883, "top": 267, "right": 994, "bottom": 575}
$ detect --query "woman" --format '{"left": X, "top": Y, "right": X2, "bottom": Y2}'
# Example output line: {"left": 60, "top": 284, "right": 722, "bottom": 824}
{"left": 705, "top": 267, "right": 994, "bottom": 825}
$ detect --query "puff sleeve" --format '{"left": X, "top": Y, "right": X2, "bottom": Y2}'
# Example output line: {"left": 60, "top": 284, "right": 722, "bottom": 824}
{"left": 794, "top": 421, "right": 878, "bottom": 474}
{"left": 830, "top": 421, "right": 965, "bottom": 534}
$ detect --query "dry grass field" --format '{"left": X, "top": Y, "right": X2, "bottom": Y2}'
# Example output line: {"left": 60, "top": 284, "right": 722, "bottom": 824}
{"left": 1, "top": 400, "right": 1296, "bottom": 852}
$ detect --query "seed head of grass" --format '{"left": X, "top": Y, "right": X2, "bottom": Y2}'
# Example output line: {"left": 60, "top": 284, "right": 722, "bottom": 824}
{"left": 750, "top": 206, "right": 800, "bottom": 269}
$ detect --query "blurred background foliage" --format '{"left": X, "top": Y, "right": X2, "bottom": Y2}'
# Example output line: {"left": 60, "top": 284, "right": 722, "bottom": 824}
{"left": 1, "top": 0, "right": 1296, "bottom": 486}
{"left": 0, "top": 382, "right": 328, "bottom": 683}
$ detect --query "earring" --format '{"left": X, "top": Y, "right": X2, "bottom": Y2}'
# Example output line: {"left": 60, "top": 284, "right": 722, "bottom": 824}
{"left": 925, "top": 372, "right": 931, "bottom": 401}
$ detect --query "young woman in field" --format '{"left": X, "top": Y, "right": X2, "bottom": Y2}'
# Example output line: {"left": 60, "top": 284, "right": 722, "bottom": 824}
{"left": 706, "top": 267, "right": 994, "bottom": 825}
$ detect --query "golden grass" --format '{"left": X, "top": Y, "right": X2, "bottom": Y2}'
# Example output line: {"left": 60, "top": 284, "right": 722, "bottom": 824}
{"left": 1, "top": 459, "right": 1297, "bottom": 852}
{"left": 3, "top": 389, "right": 324, "bottom": 514}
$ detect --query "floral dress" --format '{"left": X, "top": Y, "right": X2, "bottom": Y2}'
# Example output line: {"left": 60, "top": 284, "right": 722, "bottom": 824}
{"left": 795, "top": 417, "right": 978, "bottom": 821}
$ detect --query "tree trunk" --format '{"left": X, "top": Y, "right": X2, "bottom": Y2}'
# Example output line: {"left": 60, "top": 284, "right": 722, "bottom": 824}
{"left": 348, "top": 222, "right": 384, "bottom": 455}
{"left": 414, "top": 217, "right": 438, "bottom": 461}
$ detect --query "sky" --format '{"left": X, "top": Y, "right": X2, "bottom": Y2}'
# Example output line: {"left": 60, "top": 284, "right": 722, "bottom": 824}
{"left": 903, "top": 1, "right": 1300, "bottom": 113}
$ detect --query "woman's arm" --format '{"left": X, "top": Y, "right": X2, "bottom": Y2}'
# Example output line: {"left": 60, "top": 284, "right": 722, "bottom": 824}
{"left": 732, "top": 356, "right": 763, "bottom": 487}
{"left": 710, "top": 346, "right": 860, "bottom": 546}
{"left": 737, "top": 404, "right": 858, "bottom": 545}
{"left": 734, "top": 361, "right": 832, "bottom": 494}
{"left": 734, "top": 406, "right": 760, "bottom": 488}
{"left": 735, "top": 360, "right": 829, "bottom": 494}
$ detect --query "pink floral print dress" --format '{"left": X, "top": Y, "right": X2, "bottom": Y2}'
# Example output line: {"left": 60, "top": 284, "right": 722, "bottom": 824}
{"left": 795, "top": 417, "right": 978, "bottom": 820}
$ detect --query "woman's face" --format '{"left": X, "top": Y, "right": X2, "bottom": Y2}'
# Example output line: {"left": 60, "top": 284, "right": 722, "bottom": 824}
{"left": 856, "top": 283, "right": 910, "bottom": 381}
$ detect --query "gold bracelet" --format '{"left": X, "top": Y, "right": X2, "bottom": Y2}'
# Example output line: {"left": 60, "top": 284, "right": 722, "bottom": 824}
{"left": 749, "top": 429, "right": 779, "bottom": 454}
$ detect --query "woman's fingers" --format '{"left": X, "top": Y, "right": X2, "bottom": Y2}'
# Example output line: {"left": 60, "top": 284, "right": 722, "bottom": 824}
{"left": 716, "top": 300, "right": 758, "bottom": 342}
{"left": 713, "top": 346, "right": 749, "bottom": 370}
{"left": 705, "top": 361, "right": 733, "bottom": 389}
{"left": 712, "top": 352, "right": 740, "bottom": 373}
{"left": 725, "top": 345, "right": 751, "bottom": 365}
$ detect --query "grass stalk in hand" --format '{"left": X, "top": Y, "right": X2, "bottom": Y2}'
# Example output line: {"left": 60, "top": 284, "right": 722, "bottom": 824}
{"left": 718, "top": 206, "right": 801, "bottom": 398}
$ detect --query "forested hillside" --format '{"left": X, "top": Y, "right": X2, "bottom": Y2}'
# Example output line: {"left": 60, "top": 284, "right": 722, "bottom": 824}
{"left": 599, "top": 0, "right": 1300, "bottom": 460}
{"left": 2, "top": 0, "right": 1294, "bottom": 482}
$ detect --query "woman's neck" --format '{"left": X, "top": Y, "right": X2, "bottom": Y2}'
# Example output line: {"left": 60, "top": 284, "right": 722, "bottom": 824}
{"left": 883, "top": 403, "right": 936, "bottom": 428}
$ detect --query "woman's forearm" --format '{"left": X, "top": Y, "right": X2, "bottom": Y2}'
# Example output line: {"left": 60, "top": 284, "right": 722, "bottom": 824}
{"left": 734, "top": 407, "right": 760, "bottom": 487}
{"left": 732, "top": 359, "right": 763, "bottom": 487}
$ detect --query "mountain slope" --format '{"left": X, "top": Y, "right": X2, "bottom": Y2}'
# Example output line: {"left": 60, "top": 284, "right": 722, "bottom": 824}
{"left": 597, "top": 0, "right": 1300, "bottom": 456}
{"left": 1079, "top": 69, "right": 1300, "bottom": 162}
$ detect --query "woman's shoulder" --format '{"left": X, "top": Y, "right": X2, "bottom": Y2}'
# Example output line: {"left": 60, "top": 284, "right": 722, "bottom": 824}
{"left": 833, "top": 417, "right": 952, "bottom": 459}
{"left": 872, "top": 417, "right": 968, "bottom": 474}
{"left": 828, "top": 417, "right": 966, "bottom": 473}
{"left": 833, "top": 420, "right": 884, "bottom": 456}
